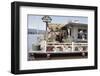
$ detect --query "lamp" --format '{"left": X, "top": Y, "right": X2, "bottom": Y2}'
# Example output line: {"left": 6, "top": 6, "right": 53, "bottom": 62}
{"left": 42, "top": 15, "right": 52, "bottom": 31}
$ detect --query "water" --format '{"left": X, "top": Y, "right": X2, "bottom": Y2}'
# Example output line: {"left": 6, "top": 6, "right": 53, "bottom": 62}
{"left": 28, "top": 34, "right": 44, "bottom": 50}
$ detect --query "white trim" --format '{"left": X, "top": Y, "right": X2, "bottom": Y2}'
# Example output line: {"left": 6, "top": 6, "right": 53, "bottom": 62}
{"left": 20, "top": 6, "right": 94, "bottom": 70}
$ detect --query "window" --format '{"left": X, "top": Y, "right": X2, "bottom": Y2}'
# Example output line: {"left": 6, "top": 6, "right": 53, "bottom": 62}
{"left": 78, "top": 29, "right": 87, "bottom": 40}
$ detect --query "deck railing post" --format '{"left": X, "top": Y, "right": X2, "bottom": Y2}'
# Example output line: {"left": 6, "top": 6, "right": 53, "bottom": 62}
{"left": 72, "top": 42, "right": 74, "bottom": 52}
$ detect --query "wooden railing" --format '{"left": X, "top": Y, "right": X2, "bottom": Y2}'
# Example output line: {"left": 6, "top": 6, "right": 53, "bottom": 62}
{"left": 29, "top": 42, "right": 88, "bottom": 53}
{"left": 47, "top": 42, "right": 88, "bottom": 52}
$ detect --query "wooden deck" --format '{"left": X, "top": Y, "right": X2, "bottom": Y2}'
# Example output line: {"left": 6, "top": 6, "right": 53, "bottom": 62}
{"left": 28, "top": 51, "right": 88, "bottom": 61}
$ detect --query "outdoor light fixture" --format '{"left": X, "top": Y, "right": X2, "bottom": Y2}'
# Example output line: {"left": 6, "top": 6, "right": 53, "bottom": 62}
{"left": 42, "top": 15, "right": 52, "bottom": 30}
